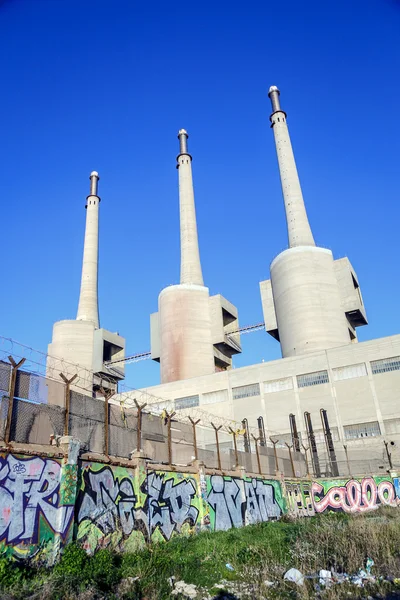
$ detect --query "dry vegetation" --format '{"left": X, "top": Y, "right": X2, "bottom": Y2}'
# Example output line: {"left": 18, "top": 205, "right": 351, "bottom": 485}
{"left": 1, "top": 508, "right": 400, "bottom": 599}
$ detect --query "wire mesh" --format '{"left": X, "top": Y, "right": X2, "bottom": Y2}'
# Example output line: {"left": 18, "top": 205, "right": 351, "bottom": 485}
{"left": 0, "top": 341, "right": 396, "bottom": 480}
{"left": 69, "top": 391, "right": 104, "bottom": 454}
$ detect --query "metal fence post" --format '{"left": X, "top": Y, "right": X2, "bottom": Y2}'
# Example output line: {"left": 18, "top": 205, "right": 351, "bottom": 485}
{"left": 251, "top": 434, "right": 262, "bottom": 475}
{"left": 188, "top": 417, "right": 200, "bottom": 461}
{"left": 242, "top": 418, "right": 251, "bottom": 453}
{"left": 5, "top": 356, "right": 26, "bottom": 444}
{"left": 302, "top": 443, "right": 311, "bottom": 478}
{"left": 59, "top": 373, "right": 77, "bottom": 436}
{"left": 228, "top": 427, "right": 239, "bottom": 468}
{"left": 384, "top": 440, "right": 394, "bottom": 470}
{"left": 211, "top": 422, "right": 222, "bottom": 470}
{"left": 285, "top": 442, "right": 296, "bottom": 478}
{"left": 99, "top": 386, "right": 115, "bottom": 456}
{"left": 164, "top": 410, "right": 176, "bottom": 466}
{"left": 270, "top": 437, "right": 280, "bottom": 474}
{"left": 134, "top": 399, "right": 147, "bottom": 452}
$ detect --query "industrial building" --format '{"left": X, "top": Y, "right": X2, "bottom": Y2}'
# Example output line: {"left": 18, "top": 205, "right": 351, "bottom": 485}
{"left": 46, "top": 86, "right": 400, "bottom": 463}
{"left": 125, "top": 87, "right": 400, "bottom": 457}
{"left": 47, "top": 172, "right": 125, "bottom": 395}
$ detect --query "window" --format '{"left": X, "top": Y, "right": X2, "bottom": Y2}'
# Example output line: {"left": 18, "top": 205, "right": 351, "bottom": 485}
{"left": 264, "top": 378, "right": 293, "bottom": 394}
{"left": 201, "top": 389, "right": 228, "bottom": 405}
{"left": 297, "top": 370, "right": 329, "bottom": 388}
{"left": 232, "top": 383, "right": 260, "bottom": 399}
{"left": 344, "top": 421, "right": 381, "bottom": 440}
{"left": 371, "top": 356, "right": 400, "bottom": 375}
{"left": 174, "top": 395, "right": 199, "bottom": 410}
{"left": 332, "top": 363, "right": 367, "bottom": 381}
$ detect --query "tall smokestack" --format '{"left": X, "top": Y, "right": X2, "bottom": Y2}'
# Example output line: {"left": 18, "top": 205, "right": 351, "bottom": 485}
{"left": 177, "top": 129, "right": 204, "bottom": 286}
{"left": 76, "top": 171, "right": 100, "bottom": 328}
{"left": 268, "top": 86, "right": 315, "bottom": 248}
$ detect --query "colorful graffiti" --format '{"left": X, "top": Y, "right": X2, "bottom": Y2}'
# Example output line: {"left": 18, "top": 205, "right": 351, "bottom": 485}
{"left": 0, "top": 453, "right": 76, "bottom": 561}
{"left": 312, "top": 477, "right": 399, "bottom": 513}
{"left": 76, "top": 463, "right": 206, "bottom": 552}
{"left": 285, "top": 481, "right": 315, "bottom": 517}
{"left": 2, "top": 450, "right": 400, "bottom": 562}
{"left": 206, "top": 475, "right": 283, "bottom": 531}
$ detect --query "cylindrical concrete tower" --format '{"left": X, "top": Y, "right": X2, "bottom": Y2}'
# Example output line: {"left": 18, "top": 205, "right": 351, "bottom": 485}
{"left": 76, "top": 171, "right": 100, "bottom": 328}
{"left": 158, "top": 131, "right": 215, "bottom": 383}
{"left": 268, "top": 87, "right": 350, "bottom": 357}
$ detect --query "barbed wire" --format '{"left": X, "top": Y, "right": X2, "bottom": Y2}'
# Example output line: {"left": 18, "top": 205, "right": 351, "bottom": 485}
{"left": 0, "top": 335, "right": 283, "bottom": 444}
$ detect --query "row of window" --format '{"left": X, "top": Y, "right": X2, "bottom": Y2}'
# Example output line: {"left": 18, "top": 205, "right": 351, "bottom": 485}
{"left": 173, "top": 355, "right": 400, "bottom": 410}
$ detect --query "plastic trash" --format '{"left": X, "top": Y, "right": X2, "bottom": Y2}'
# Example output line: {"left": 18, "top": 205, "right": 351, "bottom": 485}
{"left": 263, "top": 580, "right": 275, "bottom": 587}
{"left": 319, "top": 569, "right": 332, "bottom": 586}
{"left": 365, "top": 558, "right": 374, "bottom": 575}
{"left": 225, "top": 563, "right": 235, "bottom": 571}
{"left": 284, "top": 568, "right": 305, "bottom": 586}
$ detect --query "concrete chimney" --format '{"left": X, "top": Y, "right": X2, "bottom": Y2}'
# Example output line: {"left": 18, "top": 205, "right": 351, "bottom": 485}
{"left": 177, "top": 129, "right": 204, "bottom": 286}
{"left": 76, "top": 171, "right": 100, "bottom": 328}
{"left": 260, "top": 86, "right": 363, "bottom": 358}
{"left": 268, "top": 86, "right": 315, "bottom": 248}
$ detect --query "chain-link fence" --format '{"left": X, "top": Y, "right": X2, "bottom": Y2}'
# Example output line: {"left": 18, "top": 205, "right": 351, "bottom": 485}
{"left": 0, "top": 355, "right": 395, "bottom": 479}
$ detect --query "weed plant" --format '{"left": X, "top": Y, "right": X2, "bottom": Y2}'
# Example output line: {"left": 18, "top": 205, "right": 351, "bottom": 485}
{"left": 0, "top": 509, "right": 399, "bottom": 599}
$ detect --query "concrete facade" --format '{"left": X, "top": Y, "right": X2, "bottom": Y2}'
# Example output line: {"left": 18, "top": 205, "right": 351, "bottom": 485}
{"left": 134, "top": 334, "right": 400, "bottom": 461}
{"left": 47, "top": 172, "right": 125, "bottom": 394}
{"left": 151, "top": 130, "right": 241, "bottom": 383}
{"left": 260, "top": 86, "right": 367, "bottom": 357}
{"left": 134, "top": 86, "right": 399, "bottom": 465}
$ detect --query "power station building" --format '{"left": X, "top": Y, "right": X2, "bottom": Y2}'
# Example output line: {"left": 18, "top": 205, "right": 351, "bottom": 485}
{"left": 126, "top": 87, "right": 400, "bottom": 454}
{"left": 46, "top": 86, "right": 400, "bottom": 460}
{"left": 47, "top": 172, "right": 125, "bottom": 395}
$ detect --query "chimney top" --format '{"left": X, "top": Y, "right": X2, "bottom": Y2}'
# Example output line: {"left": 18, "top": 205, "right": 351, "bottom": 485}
{"left": 177, "top": 129, "right": 189, "bottom": 156}
{"left": 89, "top": 171, "right": 100, "bottom": 197}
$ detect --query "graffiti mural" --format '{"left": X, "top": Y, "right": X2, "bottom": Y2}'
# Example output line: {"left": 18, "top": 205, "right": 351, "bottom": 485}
{"left": 312, "top": 477, "right": 399, "bottom": 513}
{"left": 76, "top": 463, "right": 205, "bottom": 552}
{"left": 285, "top": 481, "right": 315, "bottom": 517}
{"left": 206, "top": 475, "right": 283, "bottom": 531}
{"left": 0, "top": 453, "right": 76, "bottom": 561}
{"left": 144, "top": 471, "right": 200, "bottom": 540}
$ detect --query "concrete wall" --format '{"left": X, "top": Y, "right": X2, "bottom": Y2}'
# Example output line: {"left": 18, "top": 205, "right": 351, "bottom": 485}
{"left": 0, "top": 441, "right": 399, "bottom": 562}
{"left": 133, "top": 334, "right": 400, "bottom": 464}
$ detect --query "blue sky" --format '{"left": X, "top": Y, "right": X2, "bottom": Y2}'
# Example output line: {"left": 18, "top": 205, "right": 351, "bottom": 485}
{"left": 1, "top": 0, "right": 399, "bottom": 390}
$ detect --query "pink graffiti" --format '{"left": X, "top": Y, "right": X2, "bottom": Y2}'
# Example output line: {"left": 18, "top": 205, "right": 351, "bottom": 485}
{"left": 312, "top": 478, "right": 397, "bottom": 513}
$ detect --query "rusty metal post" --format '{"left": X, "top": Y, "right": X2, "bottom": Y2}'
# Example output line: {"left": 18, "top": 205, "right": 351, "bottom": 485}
{"left": 289, "top": 413, "right": 301, "bottom": 452}
{"left": 188, "top": 417, "right": 201, "bottom": 461}
{"left": 59, "top": 373, "right": 78, "bottom": 436}
{"left": 228, "top": 427, "right": 239, "bottom": 468}
{"left": 285, "top": 442, "right": 296, "bottom": 478}
{"left": 302, "top": 443, "right": 311, "bottom": 478}
{"left": 211, "top": 422, "right": 223, "bottom": 470}
{"left": 164, "top": 410, "right": 176, "bottom": 466}
{"left": 99, "top": 386, "right": 115, "bottom": 456}
{"left": 270, "top": 437, "right": 280, "bottom": 473}
{"left": 343, "top": 444, "right": 352, "bottom": 477}
{"left": 134, "top": 399, "right": 147, "bottom": 452}
{"left": 384, "top": 440, "right": 394, "bottom": 470}
{"left": 5, "top": 356, "right": 26, "bottom": 444}
{"left": 304, "top": 411, "right": 321, "bottom": 477}
{"left": 252, "top": 435, "right": 262, "bottom": 475}
{"left": 257, "top": 416, "right": 266, "bottom": 446}
{"left": 242, "top": 418, "right": 251, "bottom": 453}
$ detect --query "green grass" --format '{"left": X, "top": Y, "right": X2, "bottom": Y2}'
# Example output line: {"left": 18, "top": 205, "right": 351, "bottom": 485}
{"left": 1, "top": 509, "right": 400, "bottom": 599}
